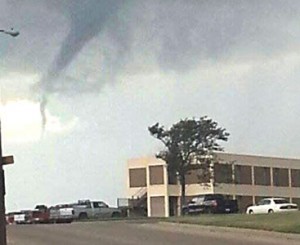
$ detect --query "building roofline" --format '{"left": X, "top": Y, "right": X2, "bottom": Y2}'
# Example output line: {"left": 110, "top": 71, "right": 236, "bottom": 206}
{"left": 217, "top": 151, "right": 300, "bottom": 161}
{"left": 129, "top": 152, "right": 300, "bottom": 162}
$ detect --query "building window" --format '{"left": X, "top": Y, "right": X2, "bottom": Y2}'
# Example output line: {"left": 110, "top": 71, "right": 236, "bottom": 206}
{"left": 254, "top": 167, "right": 271, "bottom": 186}
{"left": 234, "top": 165, "right": 252, "bottom": 185}
{"left": 291, "top": 169, "right": 300, "bottom": 187}
{"left": 273, "top": 168, "right": 289, "bottom": 187}
{"left": 129, "top": 168, "right": 147, "bottom": 187}
{"left": 292, "top": 198, "right": 300, "bottom": 207}
{"left": 214, "top": 163, "right": 233, "bottom": 184}
{"left": 149, "top": 165, "right": 164, "bottom": 185}
{"left": 185, "top": 168, "right": 210, "bottom": 184}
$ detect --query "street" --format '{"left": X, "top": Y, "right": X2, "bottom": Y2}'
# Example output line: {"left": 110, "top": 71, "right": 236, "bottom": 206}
{"left": 7, "top": 220, "right": 300, "bottom": 245}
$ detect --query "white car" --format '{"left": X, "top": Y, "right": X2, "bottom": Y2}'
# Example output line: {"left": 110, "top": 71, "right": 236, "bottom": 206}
{"left": 246, "top": 198, "right": 298, "bottom": 214}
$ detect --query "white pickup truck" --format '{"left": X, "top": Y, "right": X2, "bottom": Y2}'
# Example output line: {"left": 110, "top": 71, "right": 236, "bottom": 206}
{"left": 72, "top": 200, "right": 122, "bottom": 220}
{"left": 49, "top": 204, "right": 74, "bottom": 223}
{"left": 14, "top": 211, "right": 31, "bottom": 224}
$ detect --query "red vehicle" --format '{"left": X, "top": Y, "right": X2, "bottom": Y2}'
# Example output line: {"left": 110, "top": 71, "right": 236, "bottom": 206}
{"left": 31, "top": 205, "right": 50, "bottom": 224}
{"left": 6, "top": 212, "right": 17, "bottom": 225}
{"left": 13, "top": 205, "right": 50, "bottom": 224}
{"left": 9, "top": 204, "right": 74, "bottom": 225}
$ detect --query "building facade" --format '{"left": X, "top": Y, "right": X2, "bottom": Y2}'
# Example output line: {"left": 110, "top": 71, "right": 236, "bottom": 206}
{"left": 126, "top": 153, "right": 300, "bottom": 217}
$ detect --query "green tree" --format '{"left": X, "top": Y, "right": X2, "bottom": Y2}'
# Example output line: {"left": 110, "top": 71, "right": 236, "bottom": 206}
{"left": 148, "top": 117, "right": 229, "bottom": 214}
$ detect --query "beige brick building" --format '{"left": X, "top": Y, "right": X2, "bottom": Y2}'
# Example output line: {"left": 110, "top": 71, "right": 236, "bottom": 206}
{"left": 126, "top": 153, "right": 300, "bottom": 217}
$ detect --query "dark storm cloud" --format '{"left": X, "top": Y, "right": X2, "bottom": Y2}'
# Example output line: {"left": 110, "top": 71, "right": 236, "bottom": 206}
{"left": 140, "top": 0, "right": 300, "bottom": 71}
{"left": 6, "top": 0, "right": 300, "bottom": 130}
{"left": 2, "top": 0, "right": 300, "bottom": 93}
{"left": 40, "top": 0, "right": 123, "bottom": 92}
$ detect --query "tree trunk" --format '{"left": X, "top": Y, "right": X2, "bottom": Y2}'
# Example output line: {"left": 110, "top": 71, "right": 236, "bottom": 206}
{"left": 180, "top": 174, "right": 186, "bottom": 216}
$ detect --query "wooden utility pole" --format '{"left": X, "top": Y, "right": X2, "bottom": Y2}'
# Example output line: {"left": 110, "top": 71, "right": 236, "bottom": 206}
{"left": 0, "top": 124, "right": 6, "bottom": 245}
{"left": 0, "top": 126, "right": 14, "bottom": 245}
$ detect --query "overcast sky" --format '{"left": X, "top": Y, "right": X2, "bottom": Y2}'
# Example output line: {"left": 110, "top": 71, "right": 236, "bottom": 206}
{"left": 1, "top": 0, "right": 300, "bottom": 211}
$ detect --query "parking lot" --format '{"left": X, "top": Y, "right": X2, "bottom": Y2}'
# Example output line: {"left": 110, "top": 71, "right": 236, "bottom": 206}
{"left": 7, "top": 220, "right": 300, "bottom": 245}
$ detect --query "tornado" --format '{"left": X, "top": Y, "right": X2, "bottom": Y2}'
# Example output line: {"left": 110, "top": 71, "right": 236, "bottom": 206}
{"left": 39, "top": 0, "right": 122, "bottom": 130}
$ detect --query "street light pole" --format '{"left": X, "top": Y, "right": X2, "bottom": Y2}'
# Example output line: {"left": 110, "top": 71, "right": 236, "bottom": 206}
{"left": 0, "top": 27, "right": 19, "bottom": 245}
{"left": 0, "top": 28, "right": 20, "bottom": 37}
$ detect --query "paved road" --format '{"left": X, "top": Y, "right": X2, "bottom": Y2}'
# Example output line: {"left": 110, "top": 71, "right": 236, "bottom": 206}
{"left": 7, "top": 221, "right": 300, "bottom": 245}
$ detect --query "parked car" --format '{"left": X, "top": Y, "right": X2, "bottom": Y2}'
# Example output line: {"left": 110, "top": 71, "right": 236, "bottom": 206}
{"left": 49, "top": 204, "right": 74, "bottom": 223}
{"left": 31, "top": 205, "right": 50, "bottom": 224}
{"left": 246, "top": 198, "right": 298, "bottom": 214}
{"left": 14, "top": 211, "right": 33, "bottom": 224}
{"left": 72, "top": 200, "right": 122, "bottom": 220}
{"left": 13, "top": 204, "right": 74, "bottom": 224}
{"left": 182, "top": 194, "right": 239, "bottom": 215}
{"left": 6, "top": 212, "right": 18, "bottom": 225}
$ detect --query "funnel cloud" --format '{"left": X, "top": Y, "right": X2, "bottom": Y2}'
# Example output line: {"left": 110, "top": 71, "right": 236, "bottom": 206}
{"left": 39, "top": 0, "right": 123, "bottom": 128}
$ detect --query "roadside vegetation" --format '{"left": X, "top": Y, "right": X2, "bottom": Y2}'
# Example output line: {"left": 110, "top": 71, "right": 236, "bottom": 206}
{"left": 166, "top": 212, "right": 300, "bottom": 234}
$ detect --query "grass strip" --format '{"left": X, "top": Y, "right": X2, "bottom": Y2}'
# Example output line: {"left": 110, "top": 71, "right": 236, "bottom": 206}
{"left": 166, "top": 212, "right": 300, "bottom": 234}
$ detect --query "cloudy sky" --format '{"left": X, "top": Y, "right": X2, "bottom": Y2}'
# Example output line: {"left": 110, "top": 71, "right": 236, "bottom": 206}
{"left": 1, "top": 0, "right": 300, "bottom": 211}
